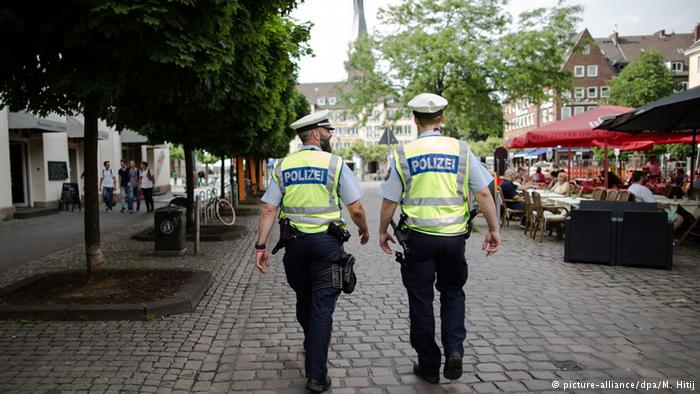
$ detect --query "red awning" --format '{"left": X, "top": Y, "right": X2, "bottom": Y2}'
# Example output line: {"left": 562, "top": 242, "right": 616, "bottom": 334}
{"left": 505, "top": 106, "right": 634, "bottom": 149}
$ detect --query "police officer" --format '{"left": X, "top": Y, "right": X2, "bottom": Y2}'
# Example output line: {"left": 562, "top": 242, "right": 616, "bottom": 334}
{"left": 255, "top": 109, "right": 370, "bottom": 392}
{"left": 378, "top": 93, "right": 501, "bottom": 383}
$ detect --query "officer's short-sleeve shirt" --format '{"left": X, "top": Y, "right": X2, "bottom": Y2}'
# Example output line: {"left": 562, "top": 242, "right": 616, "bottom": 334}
{"left": 261, "top": 145, "right": 363, "bottom": 207}
{"left": 379, "top": 131, "right": 493, "bottom": 202}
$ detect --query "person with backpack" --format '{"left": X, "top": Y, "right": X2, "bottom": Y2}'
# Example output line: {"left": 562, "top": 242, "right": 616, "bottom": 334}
{"left": 99, "top": 161, "right": 115, "bottom": 212}
{"left": 127, "top": 160, "right": 140, "bottom": 212}
{"left": 139, "top": 161, "right": 155, "bottom": 212}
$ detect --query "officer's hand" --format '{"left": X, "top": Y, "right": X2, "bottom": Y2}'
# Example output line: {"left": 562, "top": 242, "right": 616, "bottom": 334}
{"left": 482, "top": 230, "right": 501, "bottom": 256}
{"left": 255, "top": 250, "right": 270, "bottom": 274}
{"left": 359, "top": 228, "right": 370, "bottom": 245}
{"left": 379, "top": 231, "right": 395, "bottom": 254}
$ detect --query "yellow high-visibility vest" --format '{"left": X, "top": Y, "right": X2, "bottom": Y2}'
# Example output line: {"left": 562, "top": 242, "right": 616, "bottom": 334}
{"left": 273, "top": 149, "right": 343, "bottom": 233}
{"left": 393, "top": 135, "right": 470, "bottom": 236}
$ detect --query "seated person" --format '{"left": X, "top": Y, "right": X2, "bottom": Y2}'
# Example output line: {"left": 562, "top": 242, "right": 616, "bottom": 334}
{"left": 600, "top": 170, "right": 623, "bottom": 188}
{"left": 547, "top": 170, "right": 559, "bottom": 188}
{"left": 550, "top": 173, "right": 570, "bottom": 195}
{"left": 668, "top": 168, "right": 687, "bottom": 199}
{"left": 532, "top": 167, "right": 546, "bottom": 183}
{"left": 628, "top": 171, "right": 683, "bottom": 231}
{"left": 501, "top": 169, "right": 524, "bottom": 210}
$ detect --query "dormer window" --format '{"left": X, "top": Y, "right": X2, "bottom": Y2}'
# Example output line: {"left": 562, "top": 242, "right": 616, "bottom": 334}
{"left": 328, "top": 96, "right": 337, "bottom": 105}
{"left": 316, "top": 97, "right": 326, "bottom": 105}
{"left": 670, "top": 61, "right": 684, "bottom": 72}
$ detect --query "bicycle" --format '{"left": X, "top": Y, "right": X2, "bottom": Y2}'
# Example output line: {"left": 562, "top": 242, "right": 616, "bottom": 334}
{"left": 168, "top": 185, "right": 236, "bottom": 226}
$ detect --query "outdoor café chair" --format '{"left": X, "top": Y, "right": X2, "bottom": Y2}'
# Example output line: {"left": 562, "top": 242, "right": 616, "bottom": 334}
{"left": 498, "top": 190, "right": 524, "bottom": 229}
{"left": 605, "top": 190, "right": 619, "bottom": 201}
{"left": 616, "top": 190, "right": 632, "bottom": 202}
{"left": 522, "top": 191, "right": 536, "bottom": 237}
{"left": 592, "top": 188, "right": 607, "bottom": 200}
{"left": 531, "top": 192, "right": 568, "bottom": 242}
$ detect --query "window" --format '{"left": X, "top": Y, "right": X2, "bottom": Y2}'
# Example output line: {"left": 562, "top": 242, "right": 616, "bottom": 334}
{"left": 316, "top": 96, "right": 325, "bottom": 105}
{"left": 574, "top": 87, "right": 584, "bottom": 99}
{"left": 561, "top": 90, "right": 572, "bottom": 99}
{"left": 681, "top": 81, "right": 688, "bottom": 90}
{"left": 582, "top": 44, "right": 591, "bottom": 55}
{"left": 561, "top": 107, "right": 572, "bottom": 119}
{"left": 587, "top": 65, "right": 598, "bottom": 77}
{"left": 587, "top": 86, "right": 597, "bottom": 98}
{"left": 574, "top": 65, "right": 585, "bottom": 77}
{"left": 670, "top": 61, "right": 684, "bottom": 71}
{"left": 600, "top": 86, "right": 610, "bottom": 97}
{"left": 328, "top": 96, "right": 337, "bottom": 105}
{"left": 574, "top": 106, "right": 584, "bottom": 115}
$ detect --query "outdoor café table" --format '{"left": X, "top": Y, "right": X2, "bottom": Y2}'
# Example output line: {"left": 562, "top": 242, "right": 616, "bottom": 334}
{"left": 653, "top": 195, "right": 700, "bottom": 219}
{"left": 544, "top": 196, "right": 593, "bottom": 210}
{"left": 525, "top": 189, "right": 564, "bottom": 199}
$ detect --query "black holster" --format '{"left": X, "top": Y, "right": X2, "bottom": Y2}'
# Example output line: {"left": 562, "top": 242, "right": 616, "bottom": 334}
{"left": 271, "top": 218, "right": 296, "bottom": 255}
{"left": 390, "top": 214, "right": 410, "bottom": 265}
{"left": 465, "top": 209, "right": 477, "bottom": 240}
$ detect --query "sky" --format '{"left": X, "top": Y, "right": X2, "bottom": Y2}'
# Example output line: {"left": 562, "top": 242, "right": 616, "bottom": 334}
{"left": 291, "top": 0, "right": 700, "bottom": 83}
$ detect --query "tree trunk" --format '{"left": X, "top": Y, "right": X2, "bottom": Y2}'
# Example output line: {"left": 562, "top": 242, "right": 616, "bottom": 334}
{"left": 83, "top": 94, "right": 103, "bottom": 276}
{"left": 184, "top": 140, "right": 195, "bottom": 230}
{"left": 220, "top": 157, "right": 226, "bottom": 199}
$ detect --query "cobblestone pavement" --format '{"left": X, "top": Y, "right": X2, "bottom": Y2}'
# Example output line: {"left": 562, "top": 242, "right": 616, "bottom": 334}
{"left": 0, "top": 182, "right": 699, "bottom": 393}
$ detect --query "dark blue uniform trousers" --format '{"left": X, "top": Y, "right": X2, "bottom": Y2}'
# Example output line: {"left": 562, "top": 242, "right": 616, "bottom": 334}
{"left": 401, "top": 231, "right": 469, "bottom": 375}
{"left": 283, "top": 233, "right": 342, "bottom": 380}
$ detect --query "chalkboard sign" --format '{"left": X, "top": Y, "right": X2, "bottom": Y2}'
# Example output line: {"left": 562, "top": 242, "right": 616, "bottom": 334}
{"left": 60, "top": 182, "right": 81, "bottom": 206}
{"left": 48, "top": 161, "right": 68, "bottom": 181}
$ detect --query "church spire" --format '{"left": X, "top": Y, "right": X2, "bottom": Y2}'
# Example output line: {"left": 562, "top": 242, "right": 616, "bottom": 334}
{"left": 352, "top": 0, "right": 367, "bottom": 40}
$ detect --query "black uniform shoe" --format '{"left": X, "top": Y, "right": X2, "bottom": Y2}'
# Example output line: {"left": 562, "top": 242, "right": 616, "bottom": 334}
{"left": 444, "top": 352, "right": 463, "bottom": 380}
{"left": 412, "top": 363, "right": 439, "bottom": 384}
{"left": 305, "top": 375, "right": 331, "bottom": 392}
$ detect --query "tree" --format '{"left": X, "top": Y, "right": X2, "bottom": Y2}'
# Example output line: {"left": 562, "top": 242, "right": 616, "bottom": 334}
{"left": 607, "top": 50, "right": 681, "bottom": 108}
{"left": 0, "top": 1, "right": 254, "bottom": 275}
{"left": 343, "top": 0, "right": 581, "bottom": 141}
{"left": 470, "top": 136, "right": 504, "bottom": 159}
{"left": 108, "top": 10, "right": 310, "bottom": 227}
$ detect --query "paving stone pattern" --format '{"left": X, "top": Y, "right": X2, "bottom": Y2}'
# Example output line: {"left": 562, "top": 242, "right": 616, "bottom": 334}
{"left": 0, "top": 183, "right": 699, "bottom": 393}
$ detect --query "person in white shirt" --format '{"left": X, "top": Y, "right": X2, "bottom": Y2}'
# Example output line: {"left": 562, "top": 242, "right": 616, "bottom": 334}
{"left": 628, "top": 171, "right": 683, "bottom": 231}
{"left": 99, "top": 161, "right": 115, "bottom": 212}
{"left": 139, "top": 161, "right": 155, "bottom": 212}
{"left": 550, "top": 173, "right": 570, "bottom": 195}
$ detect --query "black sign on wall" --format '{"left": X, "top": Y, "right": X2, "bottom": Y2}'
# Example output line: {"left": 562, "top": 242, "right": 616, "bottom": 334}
{"left": 47, "top": 161, "right": 68, "bottom": 181}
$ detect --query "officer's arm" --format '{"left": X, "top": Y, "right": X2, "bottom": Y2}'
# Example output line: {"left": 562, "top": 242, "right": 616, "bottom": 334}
{"left": 379, "top": 199, "right": 398, "bottom": 235}
{"left": 345, "top": 200, "right": 369, "bottom": 243}
{"left": 257, "top": 203, "right": 278, "bottom": 246}
{"left": 474, "top": 187, "right": 501, "bottom": 255}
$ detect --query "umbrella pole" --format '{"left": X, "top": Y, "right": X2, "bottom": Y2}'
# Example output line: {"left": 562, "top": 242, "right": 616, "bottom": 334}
{"left": 604, "top": 140, "right": 609, "bottom": 189}
{"left": 690, "top": 129, "right": 697, "bottom": 194}
{"left": 567, "top": 147, "right": 572, "bottom": 180}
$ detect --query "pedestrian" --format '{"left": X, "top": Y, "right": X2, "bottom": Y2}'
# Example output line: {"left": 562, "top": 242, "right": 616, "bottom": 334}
{"left": 254, "top": 109, "right": 370, "bottom": 392}
{"left": 99, "top": 161, "right": 115, "bottom": 212}
{"left": 127, "top": 160, "right": 140, "bottom": 212}
{"left": 378, "top": 93, "right": 501, "bottom": 384}
{"left": 117, "top": 160, "right": 129, "bottom": 213}
{"left": 139, "top": 161, "right": 155, "bottom": 212}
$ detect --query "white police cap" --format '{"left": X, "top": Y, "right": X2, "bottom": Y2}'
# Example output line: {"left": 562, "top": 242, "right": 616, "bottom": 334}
{"left": 407, "top": 93, "right": 448, "bottom": 118}
{"left": 290, "top": 109, "right": 334, "bottom": 133}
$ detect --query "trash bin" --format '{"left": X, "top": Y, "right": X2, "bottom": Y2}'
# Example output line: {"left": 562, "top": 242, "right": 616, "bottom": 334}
{"left": 154, "top": 206, "right": 187, "bottom": 256}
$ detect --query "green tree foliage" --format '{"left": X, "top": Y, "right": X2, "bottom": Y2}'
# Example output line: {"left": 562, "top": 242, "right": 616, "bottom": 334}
{"left": 470, "top": 136, "right": 504, "bottom": 159}
{"left": 607, "top": 50, "right": 680, "bottom": 108}
{"left": 0, "top": 1, "right": 269, "bottom": 274}
{"left": 343, "top": 0, "right": 581, "bottom": 141}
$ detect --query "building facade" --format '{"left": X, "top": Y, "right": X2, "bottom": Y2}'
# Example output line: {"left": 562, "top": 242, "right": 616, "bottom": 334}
{"left": 0, "top": 107, "right": 170, "bottom": 219}
{"left": 685, "top": 38, "right": 700, "bottom": 89}
{"left": 504, "top": 25, "right": 699, "bottom": 147}
{"left": 293, "top": 82, "right": 418, "bottom": 153}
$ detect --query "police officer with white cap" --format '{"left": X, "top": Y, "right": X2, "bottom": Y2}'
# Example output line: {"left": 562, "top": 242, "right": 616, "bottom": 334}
{"left": 255, "top": 109, "right": 370, "bottom": 392}
{"left": 378, "top": 93, "right": 501, "bottom": 383}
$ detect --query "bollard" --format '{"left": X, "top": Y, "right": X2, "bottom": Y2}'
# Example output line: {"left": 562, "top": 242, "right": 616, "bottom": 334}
{"left": 195, "top": 195, "right": 201, "bottom": 255}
